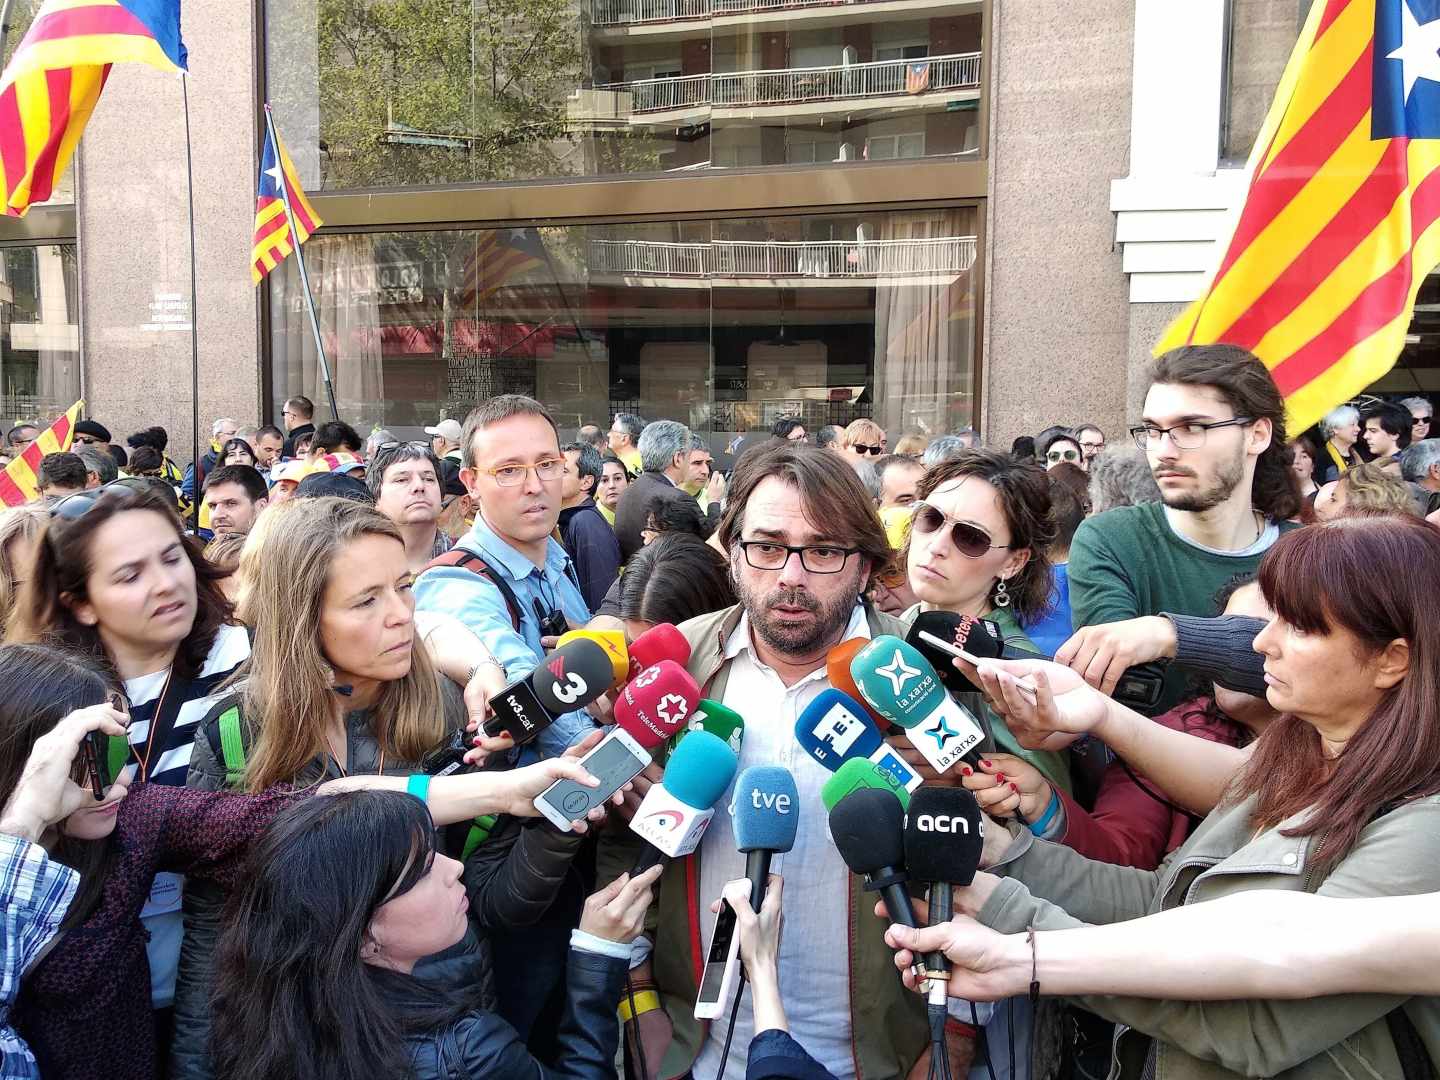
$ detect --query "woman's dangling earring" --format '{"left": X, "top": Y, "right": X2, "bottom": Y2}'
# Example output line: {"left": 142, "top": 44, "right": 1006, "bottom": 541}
{"left": 992, "top": 578, "right": 1011, "bottom": 608}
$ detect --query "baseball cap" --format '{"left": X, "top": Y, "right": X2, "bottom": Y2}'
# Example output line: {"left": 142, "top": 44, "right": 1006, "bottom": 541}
{"left": 424, "top": 418, "right": 463, "bottom": 444}
{"left": 270, "top": 460, "right": 308, "bottom": 486}
{"left": 310, "top": 452, "right": 366, "bottom": 476}
{"left": 294, "top": 472, "right": 373, "bottom": 504}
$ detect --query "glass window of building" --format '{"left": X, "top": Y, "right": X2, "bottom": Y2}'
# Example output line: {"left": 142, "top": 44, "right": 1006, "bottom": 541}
{"left": 266, "top": 209, "right": 979, "bottom": 442}
{"left": 0, "top": 245, "right": 81, "bottom": 425}
{"left": 265, "top": 0, "right": 985, "bottom": 185}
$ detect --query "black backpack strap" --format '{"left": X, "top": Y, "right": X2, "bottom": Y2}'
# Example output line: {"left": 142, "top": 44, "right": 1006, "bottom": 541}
{"left": 1388, "top": 1009, "right": 1437, "bottom": 1080}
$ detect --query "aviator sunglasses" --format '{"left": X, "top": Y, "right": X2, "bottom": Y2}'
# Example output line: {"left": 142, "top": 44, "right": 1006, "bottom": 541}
{"left": 910, "top": 502, "right": 1009, "bottom": 559}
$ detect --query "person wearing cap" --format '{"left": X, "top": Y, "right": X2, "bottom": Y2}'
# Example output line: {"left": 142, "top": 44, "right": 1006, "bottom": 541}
{"left": 426, "top": 418, "right": 466, "bottom": 496}
{"left": 267, "top": 460, "right": 308, "bottom": 505}
{"left": 293, "top": 471, "right": 373, "bottom": 504}
{"left": 309, "top": 452, "right": 368, "bottom": 481}
{"left": 72, "top": 419, "right": 111, "bottom": 448}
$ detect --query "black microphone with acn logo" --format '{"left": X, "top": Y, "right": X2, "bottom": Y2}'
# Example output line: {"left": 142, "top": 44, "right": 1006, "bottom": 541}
{"left": 903, "top": 786, "right": 985, "bottom": 1004}
{"left": 907, "top": 609, "right": 1165, "bottom": 711}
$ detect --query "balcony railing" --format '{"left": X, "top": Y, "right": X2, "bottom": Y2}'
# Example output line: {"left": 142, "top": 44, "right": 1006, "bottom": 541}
{"left": 591, "top": 0, "right": 922, "bottom": 24}
{"left": 589, "top": 236, "right": 978, "bottom": 278}
{"left": 596, "top": 52, "right": 981, "bottom": 112}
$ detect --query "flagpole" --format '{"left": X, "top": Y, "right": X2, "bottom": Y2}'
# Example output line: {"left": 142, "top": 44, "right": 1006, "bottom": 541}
{"left": 264, "top": 103, "right": 338, "bottom": 421}
{"left": 181, "top": 73, "right": 201, "bottom": 530}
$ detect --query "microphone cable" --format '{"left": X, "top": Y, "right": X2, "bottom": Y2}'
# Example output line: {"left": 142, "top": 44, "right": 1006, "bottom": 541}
{"left": 624, "top": 974, "right": 651, "bottom": 1080}
{"left": 715, "top": 971, "right": 747, "bottom": 1080}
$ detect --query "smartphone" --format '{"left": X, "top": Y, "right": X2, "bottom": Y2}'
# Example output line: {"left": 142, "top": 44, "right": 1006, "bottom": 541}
{"left": 916, "top": 630, "right": 1038, "bottom": 700}
{"left": 533, "top": 728, "right": 650, "bottom": 831}
{"left": 694, "top": 900, "right": 741, "bottom": 1020}
{"left": 77, "top": 731, "right": 106, "bottom": 799}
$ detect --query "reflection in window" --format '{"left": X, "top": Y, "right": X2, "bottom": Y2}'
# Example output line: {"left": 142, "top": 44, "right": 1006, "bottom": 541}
{"left": 267, "top": 0, "right": 984, "bottom": 187}
{"left": 1222, "top": 0, "right": 1308, "bottom": 164}
{"left": 267, "top": 210, "right": 978, "bottom": 442}
{"left": 0, "top": 246, "right": 80, "bottom": 424}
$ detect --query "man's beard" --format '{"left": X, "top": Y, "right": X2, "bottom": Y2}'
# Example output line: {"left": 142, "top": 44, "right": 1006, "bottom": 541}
{"left": 736, "top": 574, "right": 865, "bottom": 657}
{"left": 1158, "top": 449, "right": 1245, "bottom": 513}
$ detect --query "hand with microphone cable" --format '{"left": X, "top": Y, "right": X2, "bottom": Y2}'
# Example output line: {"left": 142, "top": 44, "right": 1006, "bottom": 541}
{"left": 710, "top": 876, "right": 786, "bottom": 1033}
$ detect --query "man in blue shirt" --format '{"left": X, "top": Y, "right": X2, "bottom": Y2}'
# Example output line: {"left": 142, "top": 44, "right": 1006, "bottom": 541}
{"left": 413, "top": 394, "right": 593, "bottom": 763}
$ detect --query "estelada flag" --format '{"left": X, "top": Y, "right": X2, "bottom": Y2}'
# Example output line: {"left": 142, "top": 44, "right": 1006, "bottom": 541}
{"left": 1155, "top": 0, "right": 1440, "bottom": 433}
{"left": 0, "top": 1, "right": 187, "bottom": 217}
{"left": 252, "top": 106, "right": 322, "bottom": 285}
{"left": 0, "top": 399, "right": 84, "bottom": 506}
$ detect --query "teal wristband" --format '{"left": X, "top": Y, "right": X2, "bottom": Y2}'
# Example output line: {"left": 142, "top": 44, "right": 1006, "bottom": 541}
{"left": 1028, "top": 790, "right": 1061, "bottom": 837}
{"left": 406, "top": 773, "right": 432, "bottom": 803}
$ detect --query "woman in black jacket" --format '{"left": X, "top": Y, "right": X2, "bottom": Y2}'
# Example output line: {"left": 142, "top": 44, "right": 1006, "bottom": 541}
{"left": 212, "top": 790, "right": 660, "bottom": 1080}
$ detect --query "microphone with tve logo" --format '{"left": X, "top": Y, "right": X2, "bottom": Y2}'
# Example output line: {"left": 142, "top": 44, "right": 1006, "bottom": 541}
{"left": 904, "top": 786, "right": 985, "bottom": 1006}
{"left": 794, "top": 689, "right": 920, "bottom": 792}
{"left": 850, "top": 636, "right": 989, "bottom": 776}
{"left": 482, "top": 637, "right": 616, "bottom": 744}
{"left": 630, "top": 730, "right": 738, "bottom": 873}
{"left": 531, "top": 660, "right": 699, "bottom": 832}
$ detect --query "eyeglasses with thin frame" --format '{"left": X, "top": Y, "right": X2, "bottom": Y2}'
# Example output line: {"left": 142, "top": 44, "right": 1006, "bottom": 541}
{"left": 852, "top": 443, "right": 884, "bottom": 456}
{"left": 481, "top": 458, "right": 565, "bottom": 487}
{"left": 1046, "top": 448, "right": 1080, "bottom": 464}
{"left": 910, "top": 502, "right": 1010, "bottom": 559}
{"left": 1079, "top": 439, "right": 1104, "bottom": 453}
{"left": 1129, "top": 417, "right": 1254, "bottom": 451}
{"left": 738, "top": 540, "right": 859, "bottom": 574}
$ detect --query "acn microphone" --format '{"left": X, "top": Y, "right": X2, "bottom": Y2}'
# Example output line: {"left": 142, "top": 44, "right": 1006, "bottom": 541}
{"left": 903, "top": 786, "right": 985, "bottom": 1005}
{"left": 630, "top": 730, "right": 738, "bottom": 873}
{"left": 482, "top": 637, "right": 616, "bottom": 744}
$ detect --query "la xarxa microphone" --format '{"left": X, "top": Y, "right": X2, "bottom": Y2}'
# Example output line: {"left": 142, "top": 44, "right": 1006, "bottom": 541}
{"left": 631, "top": 730, "right": 737, "bottom": 873}
{"left": 908, "top": 609, "right": 1164, "bottom": 711}
{"left": 628, "top": 623, "right": 691, "bottom": 678}
{"left": 851, "top": 636, "right": 987, "bottom": 776}
{"left": 903, "top": 786, "right": 985, "bottom": 1005}
{"left": 794, "top": 689, "right": 920, "bottom": 792}
{"left": 820, "top": 756, "right": 913, "bottom": 812}
{"left": 557, "top": 627, "right": 630, "bottom": 687}
{"left": 482, "top": 637, "right": 615, "bottom": 743}
{"left": 826, "top": 637, "right": 889, "bottom": 728}
{"left": 532, "top": 659, "right": 699, "bottom": 826}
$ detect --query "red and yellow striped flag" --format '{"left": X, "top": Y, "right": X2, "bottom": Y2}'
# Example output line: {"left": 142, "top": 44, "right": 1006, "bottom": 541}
{"left": 0, "top": 1, "right": 187, "bottom": 217}
{"left": 251, "top": 107, "right": 322, "bottom": 284}
{"left": 1155, "top": 0, "right": 1440, "bottom": 433}
{"left": 0, "top": 399, "right": 83, "bottom": 506}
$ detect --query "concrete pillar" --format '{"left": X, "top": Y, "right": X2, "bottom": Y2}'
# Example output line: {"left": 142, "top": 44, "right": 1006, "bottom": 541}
{"left": 76, "top": 0, "right": 261, "bottom": 466}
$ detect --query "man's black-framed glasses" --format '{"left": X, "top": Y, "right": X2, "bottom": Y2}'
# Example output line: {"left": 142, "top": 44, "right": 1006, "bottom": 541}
{"left": 739, "top": 540, "right": 859, "bottom": 574}
{"left": 1129, "top": 417, "right": 1254, "bottom": 451}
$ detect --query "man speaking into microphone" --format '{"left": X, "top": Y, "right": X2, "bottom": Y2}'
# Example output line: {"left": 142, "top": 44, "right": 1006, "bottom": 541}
{"left": 600, "top": 441, "right": 948, "bottom": 1080}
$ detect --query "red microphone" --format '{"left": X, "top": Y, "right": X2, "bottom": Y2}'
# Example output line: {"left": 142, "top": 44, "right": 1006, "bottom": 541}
{"left": 628, "top": 623, "right": 691, "bottom": 679}
{"left": 532, "top": 659, "right": 701, "bottom": 831}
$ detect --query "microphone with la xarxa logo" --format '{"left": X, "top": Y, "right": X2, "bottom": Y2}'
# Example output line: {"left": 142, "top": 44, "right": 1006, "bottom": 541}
{"left": 482, "top": 638, "right": 615, "bottom": 744}
{"left": 794, "top": 689, "right": 921, "bottom": 792}
{"left": 851, "top": 636, "right": 988, "bottom": 777}
{"left": 904, "top": 786, "right": 985, "bottom": 1006}
{"left": 630, "top": 729, "right": 738, "bottom": 873}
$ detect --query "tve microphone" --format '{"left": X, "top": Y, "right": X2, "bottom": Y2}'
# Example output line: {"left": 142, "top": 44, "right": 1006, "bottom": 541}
{"left": 851, "top": 636, "right": 987, "bottom": 776}
{"left": 631, "top": 730, "right": 737, "bottom": 872}
{"left": 483, "top": 638, "right": 615, "bottom": 743}
{"left": 827, "top": 638, "right": 889, "bottom": 728}
{"left": 557, "top": 628, "right": 629, "bottom": 687}
{"left": 531, "top": 659, "right": 698, "bottom": 831}
{"left": 794, "top": 689, "right": 921, "bottom": 792}
{"left": 904, "top": 786, "right": 985, "bottom": 1004}
{"left": 629, "top": 623, "right": 691, "bottom": 678}
{"left": 675, "top": 698, "right": 744, "bottom": 754}
{"left": 820, "top": 756, "right": 913, "bottom": 812}
{"left": 908, "top": 609, "right": 1165, "bottom": 711}
{"left": 828, "top": 786, "right": 920, "bottom": 933}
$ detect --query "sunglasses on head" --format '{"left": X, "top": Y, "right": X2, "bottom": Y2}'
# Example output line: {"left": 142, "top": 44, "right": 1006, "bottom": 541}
{"left": 49, "top": 478, "right": 155, "bottom": 520}
{"left": 852, "top": 443, "right": 884, "bottom": 456}
{"left": 910, "top": 502, "right": 1009, "bottom": 559}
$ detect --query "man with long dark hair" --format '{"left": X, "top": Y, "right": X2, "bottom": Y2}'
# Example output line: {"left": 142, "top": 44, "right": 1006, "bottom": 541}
{"left": 1058, "top": 344, "right": 1302, "bottom": 713}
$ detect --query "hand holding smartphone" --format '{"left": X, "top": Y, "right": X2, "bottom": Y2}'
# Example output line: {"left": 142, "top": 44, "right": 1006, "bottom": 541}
{"left": 915, "top": 629, "right": 1039, "bottom": 701}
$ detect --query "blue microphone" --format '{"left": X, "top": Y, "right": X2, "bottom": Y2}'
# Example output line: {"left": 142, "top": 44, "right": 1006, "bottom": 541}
{"left": 731, "top": 765, "right": 799, "bottom": 911}
{"left": 630, "top": 731, "right": 738, "bottom": 872}
{"left": 794, "top": 689, "right": 922, "bottom": 792}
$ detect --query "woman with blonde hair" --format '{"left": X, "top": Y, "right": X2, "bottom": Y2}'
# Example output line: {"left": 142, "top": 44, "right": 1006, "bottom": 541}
{"left": 0, "top": 503, "right": 47, "bottom": 628}
{"left": 1314, "top": 461, "right": 1418, "bottom": 521}
{"left": 841, "top": 417, "right": 886, "bottom": 459}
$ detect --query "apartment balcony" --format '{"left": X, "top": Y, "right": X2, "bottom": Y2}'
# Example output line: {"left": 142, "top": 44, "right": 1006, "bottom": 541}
{"left": 578, "top": 52, "right": 981, "bottom": 124}
{"left": 588, "top": 236, "right": 977, "bottom": 286}
{"left": 588, "top": 0, "right": 980, "bottom": 36}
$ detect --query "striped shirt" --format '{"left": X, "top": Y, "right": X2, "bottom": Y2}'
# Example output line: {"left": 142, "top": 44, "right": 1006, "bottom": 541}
{"left": 123, "top": 622, "right": 250, "bottom": 1006}
{"left": 1, "top": 834, "right": 78, "bottom": 1080}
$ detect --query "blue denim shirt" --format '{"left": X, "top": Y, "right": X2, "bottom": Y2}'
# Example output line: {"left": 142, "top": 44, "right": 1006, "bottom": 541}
{"left": 413, "top": 513, "right": 594, "bottom": 760}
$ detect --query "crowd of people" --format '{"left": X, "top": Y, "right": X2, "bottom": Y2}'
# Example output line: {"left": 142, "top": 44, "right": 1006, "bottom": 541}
{"left": 2, "top": 345, "right": 1439, "bottom": 1080}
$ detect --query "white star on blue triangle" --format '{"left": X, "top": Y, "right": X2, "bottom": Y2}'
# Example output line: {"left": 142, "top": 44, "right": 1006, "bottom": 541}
{"left": 1375, "top": 0, "right": 1440, "bottom": 138}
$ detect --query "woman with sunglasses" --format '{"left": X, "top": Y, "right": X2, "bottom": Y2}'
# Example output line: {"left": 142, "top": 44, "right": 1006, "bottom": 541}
{"left": 1038, "top": 429, "right": 1086, "bottom": 473}
{"left": 841, "top": 418, "right": 887, "bottom": 460}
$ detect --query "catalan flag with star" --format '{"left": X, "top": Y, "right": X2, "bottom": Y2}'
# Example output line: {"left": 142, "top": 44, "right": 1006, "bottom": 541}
{"left": 1156, "top": 0, "right": 1440, "bottom": 434}
{"left": 0, "top": 0, "right": 187, "bottom": 217}
{"left": 252, "top": 108, "right": 322, "bottom": 285}
{"left": 0, "top": 399, "right": 83, "bottom": 506}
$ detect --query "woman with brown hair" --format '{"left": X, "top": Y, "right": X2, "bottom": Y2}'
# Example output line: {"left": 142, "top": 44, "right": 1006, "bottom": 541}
{"left": 949, "top": 516, "right": 1440, "bottom": 1079}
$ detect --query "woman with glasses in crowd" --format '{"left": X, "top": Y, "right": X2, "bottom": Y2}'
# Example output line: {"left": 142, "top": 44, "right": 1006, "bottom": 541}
{"left": 841, "top": 418, "right": 887, "bottom": 460}
{"left": 1038, "top": 429, "right": 1086, "bottom": 473}
{"left": 933, "top": 516, "right": 1440, "bottom": 1080}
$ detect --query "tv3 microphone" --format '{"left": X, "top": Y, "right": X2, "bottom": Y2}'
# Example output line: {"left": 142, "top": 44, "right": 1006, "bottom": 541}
{"left": 695, "top": 765, "right": 799, "bottom": 1021}
{"left": 903, "top": 786, "right": 985, "bottom": 1005}
{"left": 482, "top": 637, "right": 616, "bottom": 744}
{"left": 851, "top": 636, "right": 987, "bottom": 776}
{"left": 532, "top": 659, "right": 699, "bottom": 831}
{"left": 908, "top": 609, "right": 1165, "bottom": 711}
{"left": 630, "top": 730, "right": 738, "bottom": 874}
{"left": 794, "top": 689, "right": 920, "bottom": 792}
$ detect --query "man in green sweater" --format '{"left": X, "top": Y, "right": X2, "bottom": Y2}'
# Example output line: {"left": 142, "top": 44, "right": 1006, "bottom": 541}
{"left": 1058, "top": 344, "right": 1303, "bottom": 714}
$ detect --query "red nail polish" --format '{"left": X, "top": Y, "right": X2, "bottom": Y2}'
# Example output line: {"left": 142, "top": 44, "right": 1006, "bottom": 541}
{"left": 981, "top": 759, "right": 993, "bottom": 769}
{"left": 960, "top": 765, "right": 973, "bottom": 777}
{"left": 996, "top": 773, "right": 1007, "bottom": 783}
{"left": 1010, "top": 783, "right": 1020, "bottom": 794}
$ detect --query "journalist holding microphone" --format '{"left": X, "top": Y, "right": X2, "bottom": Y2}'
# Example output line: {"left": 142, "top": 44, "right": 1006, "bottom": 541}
{"left": 910, "top": 516, "right": 1440, "bottom": 1079}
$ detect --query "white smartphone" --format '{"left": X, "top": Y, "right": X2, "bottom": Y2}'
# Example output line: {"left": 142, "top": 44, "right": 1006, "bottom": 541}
{"left": 694, "top": 900, "right": 742, "bottom": 1020}
{"left": 533, "top": 727, "right": 650, "bottom": 831}
{"left": 916, "top": 629, "right": 1038, "bottom": 700}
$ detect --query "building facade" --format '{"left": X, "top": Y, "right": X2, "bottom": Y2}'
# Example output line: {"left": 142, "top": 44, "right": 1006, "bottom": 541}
{"left": 1, "top": 0, "right": 1385, "bottom": 463}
